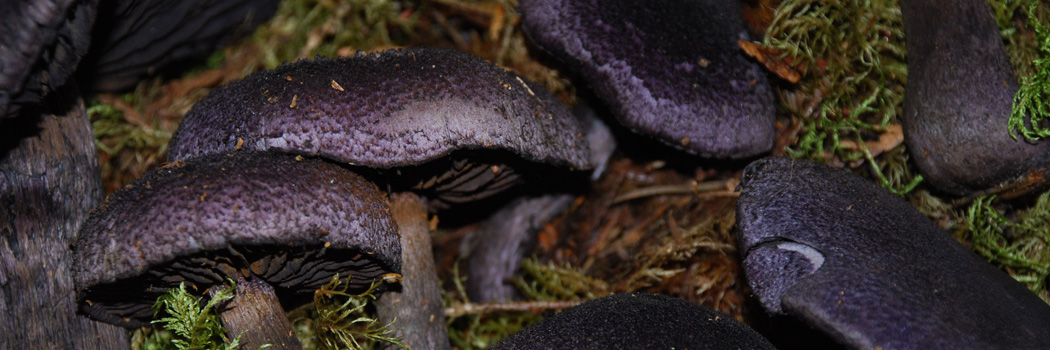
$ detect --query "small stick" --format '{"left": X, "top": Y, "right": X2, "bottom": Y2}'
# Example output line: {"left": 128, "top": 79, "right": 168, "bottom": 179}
{"left": 611, "top": 179, "right": 738, "bottom": 204}
{"left": 444, "top": 300, "right": 585, "bottom": 318}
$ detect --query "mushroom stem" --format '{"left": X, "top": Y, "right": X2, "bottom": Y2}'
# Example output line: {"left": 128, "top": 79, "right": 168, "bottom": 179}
{"left": 376, "top": 192, "right": 451, "bottom": 350}
{"left": 210, "top": 275, "right": 301, "bottom": 350}
{"left": 465, "top": 194, "right": 574, "bottom": 302}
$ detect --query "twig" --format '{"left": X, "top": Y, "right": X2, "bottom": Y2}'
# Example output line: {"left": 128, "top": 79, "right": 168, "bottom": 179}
{"left": 611, "top": 180, "right": 738, "bottom": 204}
{"left": 444, "top": 300, "right": 584, "bottom": 318}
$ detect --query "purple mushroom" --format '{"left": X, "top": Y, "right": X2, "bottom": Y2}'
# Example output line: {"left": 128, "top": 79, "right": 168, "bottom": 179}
{"left": 80, "top": 0, "right": 282, "bottom": 91}
{"left": 1, "top": 0, "right": 95, "bottom": 117}
{"left": 901, "top": 0, "right": 1050, "bottom": 196}
{"left": 463, "top": 104, "right": 616, "bottom": 303}
{"left": 736, "top": 157, "right": 1050, "bottom": 349}
{"left": 518, "top": 0, "right": 775, "bottom": 158}
{"left": 166, "top": 48, "right": 595, "bottom": 349}
{"left": 493, "top": 293, "right": 776, "bottom": 350}
{"left": 74, "top": 152, "right": 401, "bottom": 350}
{"left": 2, "top": 88, "right": 128, "bottom": 348}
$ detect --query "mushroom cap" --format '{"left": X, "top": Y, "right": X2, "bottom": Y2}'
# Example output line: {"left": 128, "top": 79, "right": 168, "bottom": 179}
{"left": 80, "top": 0, "right": 281, "bottom": 91}
{"left": 74, "top": 151, "right": 401, "bottom": 327}
{"left": 493, "top": 293, "right": 775, "bottom": 349}
{"left": 736, "top": 157, "right": 1050, "bottom": 349}
{"left": 519, "top": 0, "right": 775, "bottom": 159}
{"left": 1, "top": 0, "right": 94, "bottom": 117}
{"left": 901, "top": 0, "right": 1050, "bottom": 196}
{"left": 167, "top": 48, "right": 592, "bottom": 171}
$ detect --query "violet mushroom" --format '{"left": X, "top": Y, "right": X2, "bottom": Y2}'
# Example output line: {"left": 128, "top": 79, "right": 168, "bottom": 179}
{"left": 2, "top": 88, "right": 127, "bottom": 348}
{"left": 518, "top": 0, "right": 775, "bottom": 158}
{"left": 463, "top": 104, "right": 616, "bottom": 303}
{"left": 901, "top": 0, "right": 1050, "bottom": 196}
{"left": 74, "top": 152, "right": 402, "bottom": 350}
{"left": 736, "top": 157, "right": 1050, "bottom": 349}
{"left": 79, "top": 0, "right": 281, "bottom": 91}
{"left": 165, "top": 48, "right": 595, "bottom": 349}
{"left": 493, "top": 293, "right": 776, "bottom": 349}
{"left": 1, "top": 0, "right": 95, "bottom": 117}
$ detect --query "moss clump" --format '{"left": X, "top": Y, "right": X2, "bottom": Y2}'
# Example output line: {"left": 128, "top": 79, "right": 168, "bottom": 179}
{"left": 1005, "top": 2, "right": 1050, "bottom": 140}
{"left": 761, "top": 0, "right": 907, "bottom": 163}
{"left": 250, "top": 0, "right": 418, "bottom": 70}
{"left": 756, "top": 0, "right": 916, "bottom": 194}
{"left": 290, "top": 275, "right": 405, "bottom": 350}
{"left": 137, "top": 282, "right": 242, "bottom": 350}
{"left": 88, "top": 99, "right": 173, "bottom": 193}
{"left": 444, "top": 259, "right": 600, "bottom": 349}
{"left": 965, "top": 194, "right": 1050, "bottom": 302}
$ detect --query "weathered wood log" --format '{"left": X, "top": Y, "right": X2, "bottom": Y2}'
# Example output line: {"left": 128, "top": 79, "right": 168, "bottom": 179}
{"left": 0, "top": 86, "right": 128, "bottom": 348}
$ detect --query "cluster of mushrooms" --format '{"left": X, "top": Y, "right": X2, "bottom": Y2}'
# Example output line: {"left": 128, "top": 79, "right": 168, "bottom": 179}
{"left": 4, "top": 0, "right": 1050, "bottom": 349}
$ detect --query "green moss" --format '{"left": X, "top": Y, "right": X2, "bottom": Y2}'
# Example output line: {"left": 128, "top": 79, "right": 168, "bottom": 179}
{"left": 759, "top": 0, "right": 913, "bottom": 195}
{"left": 443, "top": 259, "right": 603, "bottom": 349}
{"left": 290, "top": 275, "right": 405, "bottom": 350}
{"left": 1006, "top": 2, "right": 1050, "bottom": 140}
{"left": 145, "top": 282, "right": 242, "bottom": 350}
{"left": 250, "top": 0, "right": 418, "bottom": 70}
{"left": 763, "top": 0, "right": 906, "bottom": 163}
{"left": 965, "top": 194, "right": 1050, "bottom": 302}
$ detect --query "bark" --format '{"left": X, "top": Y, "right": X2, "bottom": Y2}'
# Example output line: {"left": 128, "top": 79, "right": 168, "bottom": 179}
{"left": 211, "top": 275, "right": 301, "bottom": 350}
{"left": 0, "top": 86, "right": 128, "bottom": 348}
{"left": 375, "top": 192, "right": 450, "bottom": 350}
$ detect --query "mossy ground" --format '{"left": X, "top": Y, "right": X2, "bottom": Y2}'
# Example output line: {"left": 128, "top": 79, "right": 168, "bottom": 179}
{"left": 93, "top": 0, "right": 1050, "bottom": 349}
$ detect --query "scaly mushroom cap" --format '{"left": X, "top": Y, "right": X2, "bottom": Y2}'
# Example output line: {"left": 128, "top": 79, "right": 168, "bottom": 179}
{"left": 80, "top": 0, "right": 281, "bottom": 91}
{"left": 736, "top": 157, "right": 1050, "bottom": 349}
{"left": 168, "top": 48, "right": 591, "bottom": 170}
{"left": 901, "top": 0, "right": 1050, "bottom": 196}
{"left": 74, "top": 152, "right": 401, "bottom": 327}
{"left": 493, "top": 293, "right": 776, "bottom": 350}
{"left": 519, "top": 0, "right": 775, "bottom": 158}
{"left": 1, "top": 0, "right": 95, "bottom": 117}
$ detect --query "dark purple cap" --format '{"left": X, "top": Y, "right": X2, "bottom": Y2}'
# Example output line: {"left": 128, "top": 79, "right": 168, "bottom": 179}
{"left": 74, "top": 152, "right": 400, "bottom": 327}
{"left": 736, "top": 157, "right": 1050, "bottom": 349}
{"left": 167, "top": 48, "right": 591, "bottom": 170}
{"left": 519, "top": 0, "right": 775, "bottom": 158}
{"left": 494, "top": 293, "right": 775, "bottom": 349}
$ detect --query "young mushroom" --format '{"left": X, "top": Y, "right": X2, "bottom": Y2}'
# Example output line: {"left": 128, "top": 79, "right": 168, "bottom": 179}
{"left": 166, "top": 48, "right": 595, "bottom": 349}
{"left": 464, "top": 105, "right": 617, "bottom": 303}
{"left": 901, "top": 0, "right": 1050, "bottom": 196}
{"left": 518, "top": 0, "right": 776, "bottom": 158}
{"left": 736, "top": 157, "right": 1050, "bottom": 349}
{"left": 74, "top": 152, "right": 402, "bottom": 350}
{"left": 493, "top": 293, "right": 776, "bottom": 349}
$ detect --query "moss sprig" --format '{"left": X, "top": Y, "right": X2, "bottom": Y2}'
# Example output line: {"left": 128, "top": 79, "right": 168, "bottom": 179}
{"left": 1008, "top": 3, "right": 1050, "bottom": 140}
{"left": 762, "top": 0, "right": 906, "bottom": 165}
{"left": 250, "top": 0, "right": 418, "bottom": 70}
{"left": 292, "top": 275, "right": 406, "bottom": 350}
{"left": 148, "top": 282, "right": 242, "bottom": 350}
{"left": 965, "top": 195, "right": 1050, "bottom": 302}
